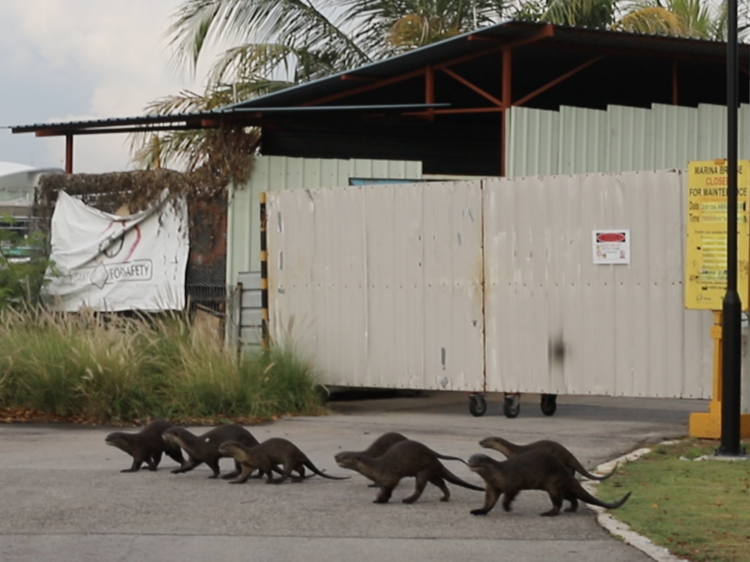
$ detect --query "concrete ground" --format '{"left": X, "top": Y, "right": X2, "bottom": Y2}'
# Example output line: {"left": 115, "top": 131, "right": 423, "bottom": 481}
{"left": 0, "top": 391, "right": 701, "bottom": 562}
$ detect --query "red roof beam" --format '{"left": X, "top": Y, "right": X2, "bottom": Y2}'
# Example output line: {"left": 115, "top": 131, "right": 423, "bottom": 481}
{"left": 512, "top": 55, "right": 604, "bottom": 108}
{"left": 441, "top": 67, "right": 504, "bottom": 108}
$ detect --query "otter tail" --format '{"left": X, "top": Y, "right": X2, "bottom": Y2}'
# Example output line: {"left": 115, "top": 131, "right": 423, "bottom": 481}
{"left": 577, "top": 463, "right": 617, "bottom": 481}
{"left": 440, "top": 466, "right": 485, "bottom": 492}
{"left": 164, "top": 444, "right": 185, "bottom": 465}
{"left": 303, "top": 460, "right": 351, "bottom": 480}
{"left": 433, "top": 452, "right": 470, "bottom": 466}
{"left": 577, "top": 484, "right": 631, "bottom": 510}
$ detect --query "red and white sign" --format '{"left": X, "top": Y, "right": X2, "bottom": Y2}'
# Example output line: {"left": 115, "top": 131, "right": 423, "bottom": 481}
{"left": 592, "top": 229, "right": 630, "bottom": 265}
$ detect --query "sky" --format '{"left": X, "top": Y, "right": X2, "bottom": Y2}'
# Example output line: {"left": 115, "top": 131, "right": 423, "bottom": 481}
{"left": 0, "top": 0, "right": 220, "bottom": 173}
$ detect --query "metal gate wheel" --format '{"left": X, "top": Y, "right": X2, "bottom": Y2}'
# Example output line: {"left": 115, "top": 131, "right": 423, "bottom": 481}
{"left": 540, "top": 394, "right": 557, "bottom": 416}
{"left": 468, "top": 394, "right": 487, "bottom": 417}
{"left": 503, "top": 394, "right": 521, "bottom": 418}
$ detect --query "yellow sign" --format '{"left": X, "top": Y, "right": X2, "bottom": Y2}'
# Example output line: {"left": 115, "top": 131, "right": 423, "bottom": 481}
{"left": 685, "top": 160, "right": 750, "bottom": 310}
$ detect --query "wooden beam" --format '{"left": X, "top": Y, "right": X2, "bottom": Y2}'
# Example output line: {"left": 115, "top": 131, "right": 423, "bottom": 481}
{"left": 306, "top": 26, "right": 554, "bottom": 108}
{"left": 513, "top": 55, "right": 604, "bottom": 107}
{"left": 65, "top": 134, "right": 73, "bottom": 173}
{"left": 501, "top": 49, "right": 512, "bottom": 177}
{"left": 431, "top": 107, "right": 503, "bottom": 115}
{"left": 308, "top": 68, "right": 427, "bottom": 106}
{"left": 426, "top": 65, "right": 435, "bottom": 120}
{"left": 442, "top": 68, "right": 503, "bottom": 107}
{"left": 340, "top": 74, "right": 377, "bottom": 81}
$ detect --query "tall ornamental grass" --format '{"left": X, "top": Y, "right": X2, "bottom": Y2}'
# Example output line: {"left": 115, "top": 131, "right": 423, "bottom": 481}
{"left": 0, "top": 307, "right": 325, "bottom": 423}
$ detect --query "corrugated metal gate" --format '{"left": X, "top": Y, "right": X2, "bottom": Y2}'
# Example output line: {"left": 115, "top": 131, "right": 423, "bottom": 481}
{"left": 265, "top": 170, "right": 713, "bottom": 400}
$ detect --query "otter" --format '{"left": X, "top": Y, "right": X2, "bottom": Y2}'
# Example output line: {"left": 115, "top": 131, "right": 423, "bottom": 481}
{"left": 338, "top": 432, "right": 409, "bottom": 487}
{"left": 164, "top": 424, "right": 261, "bottom": 479}
{"left": 105, "top": 419, "right": 184, "bottom": 472}
{"left": 218, "top": 438, "right": 350, "bottom": 484}
{"left": 335, "top": 439, "right": 484, "bottom": 504}
{"left": 467, "top": 452, "right": 631, "bottom": 517}
{"left": 357, "top": 432, "right": 409, "bottom": 457}
{"left": 479, "top": 436, "right": 615, "bottom": 481}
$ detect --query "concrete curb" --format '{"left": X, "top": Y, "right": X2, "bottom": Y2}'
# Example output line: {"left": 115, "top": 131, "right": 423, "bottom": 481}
{"left": 583, "top": 446, "right": 690, "bottom": 562}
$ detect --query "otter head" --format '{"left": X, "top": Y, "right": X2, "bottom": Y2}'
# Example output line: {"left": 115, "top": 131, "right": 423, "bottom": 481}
{"left": 467, "top": 454, "right": 493, "bottom": 472}
{"left": 479, "top": 436, "right": 513, "bottom": 458}
{"left": 105, "top": 432, "right": 132, "bottom": 452}
{"left": 218, "top": 440, "right": 241, "bottom": 456}
{"left": 334, "top": 451, "right": 361, "bottom": 469}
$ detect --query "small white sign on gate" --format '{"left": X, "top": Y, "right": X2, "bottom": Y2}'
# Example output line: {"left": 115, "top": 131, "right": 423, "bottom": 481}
{"left": 592, "top": 229, "right": 630, "bottom": 264}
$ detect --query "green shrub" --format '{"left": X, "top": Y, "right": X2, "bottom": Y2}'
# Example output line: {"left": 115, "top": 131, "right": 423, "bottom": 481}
{"left": 0, "top": 307, "right": 326, "bottom": 423}
{"left": 0, "top": 223, "right": 52, "bottom": 309}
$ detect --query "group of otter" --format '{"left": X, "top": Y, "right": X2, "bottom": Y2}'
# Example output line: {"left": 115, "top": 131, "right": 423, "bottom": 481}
{"left": 105, "top": 420, "right": 631, "bottom": 517}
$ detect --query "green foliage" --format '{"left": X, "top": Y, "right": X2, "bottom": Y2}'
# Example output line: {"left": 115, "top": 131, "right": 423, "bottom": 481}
{"left": 0, "top": 219, "right": 52, "bottom": 309}
{"left": 0, "top": 307, "right": 326, "bottom": 423}
{"left": 598, "top": 440, "right": 750, "bottom": 562}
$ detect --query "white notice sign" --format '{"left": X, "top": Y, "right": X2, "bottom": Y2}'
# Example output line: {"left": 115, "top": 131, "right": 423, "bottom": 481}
{"left": 592, "top": 229, "right": 630, "bottom": 264}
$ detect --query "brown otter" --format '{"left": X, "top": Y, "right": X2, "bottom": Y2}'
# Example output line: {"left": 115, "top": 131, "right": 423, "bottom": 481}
{"left": 218, "top": 438, "right": 350, "bottom": 484}
{"left": 105, "top": 419, "right": 184, "bottom": 472}
{"left": 479, "top": 436, "right": 615, "bottom": 481}
{"left": 335, "top": 439, "right": 484, "bottom": 504}
{"left": 358, "top": 432, "right": 410, "bottom": 457}
{"left": 338, "top": 432, "right": 409, "bottom": 487}
{"left": 467, "top": 452, "right": 631, "bottom": 517}
{"left": 164, "top": 424, "right": 261, "bottom": 479}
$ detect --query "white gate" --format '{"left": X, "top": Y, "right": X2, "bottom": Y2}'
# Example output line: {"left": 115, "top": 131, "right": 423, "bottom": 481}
{"left": 266, "top": 181, "right": 485, "bottom": 391}
{"left": 266, "top": 170, "right": 713, "bottom": 399}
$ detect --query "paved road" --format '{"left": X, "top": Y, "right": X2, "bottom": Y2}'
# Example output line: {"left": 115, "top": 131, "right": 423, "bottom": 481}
{"left": 0, "top": 391, "right": 701, "bottom": 562}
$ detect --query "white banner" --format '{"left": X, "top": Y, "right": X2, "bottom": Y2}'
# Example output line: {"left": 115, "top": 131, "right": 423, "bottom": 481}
{"left": 44, "top": 190, "right": 189, "bottom": 311}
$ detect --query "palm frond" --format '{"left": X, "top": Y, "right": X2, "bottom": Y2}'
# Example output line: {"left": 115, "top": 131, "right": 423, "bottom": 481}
{"left": 615, "top": 7, "right": 687, "bottom": 35}
{"left": 168, "top": 0, "right": 370, "bottom": 77}
{"left": 205, "top": 41, "right": 341, "bottom": 89}
{"left": 542, "top": 0, "right": 617, "bottom": 27}
{"left": 130, "top": 86, "right": 257, "bottom": 171}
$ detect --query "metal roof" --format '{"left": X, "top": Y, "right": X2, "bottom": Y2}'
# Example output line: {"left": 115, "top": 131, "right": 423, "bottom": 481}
{"left": 5, "top": 19, "right": 748, "bottom": 175}
{"left": 5, "top": 104, "right": 449, "bottom": 136}
{"left": 6, "top": 20, "right": 744, "bottom": 137}
{"left": 225, "top": 20, "right": 744, "bottom": 110}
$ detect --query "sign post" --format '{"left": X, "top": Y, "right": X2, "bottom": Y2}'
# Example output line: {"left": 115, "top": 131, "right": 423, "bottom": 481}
{"left": 686, "top": 160, "right": 750, "bottom": 440}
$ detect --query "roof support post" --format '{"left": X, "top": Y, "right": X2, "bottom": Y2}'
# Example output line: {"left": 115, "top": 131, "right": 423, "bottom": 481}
{"left": 672, "top": 61, "right": 679, "bottom": 105}
{"left": 501, "top": 48, "right": 512, "bottom": 177}
{"left": 65, "top": 134, "right": 73, "bottom": 173}
{"left": 425, "top": 65, "right": 435, "bottom": 120}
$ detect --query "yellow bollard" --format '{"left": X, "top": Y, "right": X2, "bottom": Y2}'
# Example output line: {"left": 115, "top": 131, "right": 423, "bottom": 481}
{"left": 689, "top": 311, "right": 750, "bottom": 438}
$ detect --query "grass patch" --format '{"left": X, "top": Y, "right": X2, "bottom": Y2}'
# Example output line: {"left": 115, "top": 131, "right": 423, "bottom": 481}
{"left": 0, "top": 307, "right": 327, "bottom": 424}
{"left": 598, "top": 439, "right": 750, "bottom": 562}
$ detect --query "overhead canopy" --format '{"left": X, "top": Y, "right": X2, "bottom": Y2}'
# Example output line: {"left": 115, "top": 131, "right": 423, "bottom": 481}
{"left": 5, "top": 21, "right": 749, "bottom": 175}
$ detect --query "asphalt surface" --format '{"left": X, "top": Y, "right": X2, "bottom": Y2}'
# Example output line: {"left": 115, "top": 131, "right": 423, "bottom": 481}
{"left": 0, "top": 391, "right": 701, "bottom": 562}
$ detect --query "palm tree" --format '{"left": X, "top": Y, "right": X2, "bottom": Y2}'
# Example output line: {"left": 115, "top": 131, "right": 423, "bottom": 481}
{"left": 531, "top": 0, "right": 733, "bottom": 39}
